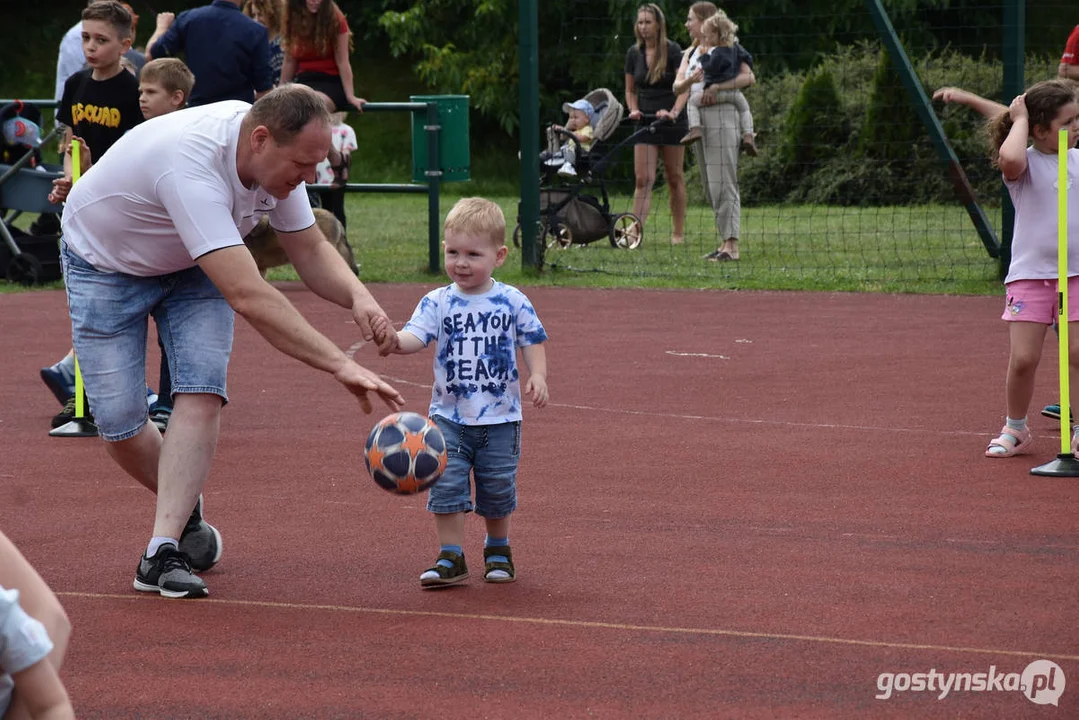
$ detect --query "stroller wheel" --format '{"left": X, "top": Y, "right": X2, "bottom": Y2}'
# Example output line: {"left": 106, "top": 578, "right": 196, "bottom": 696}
{"left": 513, "top": 221, "right": 568, "bottom": 249}
{"left": 547, "top": 223, "right": 573, "bottom": 249}
{"left": 610, "top": 213, "right": 643, "bottom": 249}
{"left": 6, "top": 253, "right": 42, "bottom": 285}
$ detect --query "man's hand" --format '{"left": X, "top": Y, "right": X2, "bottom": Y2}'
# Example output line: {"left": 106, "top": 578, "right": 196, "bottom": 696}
{"left": 156, "top": 12, "right": 175, "bottom": 31}
{"left": 351, "top": 294, "right": 398, "bottom": 355}
{"left": 334, "top": 360, "right": 405, "bottom": 414}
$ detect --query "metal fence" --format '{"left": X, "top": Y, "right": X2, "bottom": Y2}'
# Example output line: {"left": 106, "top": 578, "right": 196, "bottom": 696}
{"left": 523, "top": 0, "right": 1068, "bottom": 291}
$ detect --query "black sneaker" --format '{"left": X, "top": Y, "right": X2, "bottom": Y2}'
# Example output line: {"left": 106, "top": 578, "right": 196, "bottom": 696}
{"left": 178, "top": 496, "right": 222, "bottom": 573}
{"left": 133, "top": 545, "right": 208, "bottom": 599}
{"left": 420, "top": 550, "right": 469, "bottom": 588}
{"left": 51, "top": 395, "right": 95, "bottom": 429}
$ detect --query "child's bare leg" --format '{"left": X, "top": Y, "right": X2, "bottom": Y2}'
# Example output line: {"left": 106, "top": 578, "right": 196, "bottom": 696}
{"left": 485, "top": 515, "right": 510, "bottom": 541}
{"left": 1005, "top": 323, "right": 1046, "bottom": 418}
{"left": 419, "top": 511, "right": 470, "bottom": 587}
{"left": 434, "top": 511, "right": 466, "bottom": 547}
{"left": 988, "top": 322, "right": 1046, "bottom": 456}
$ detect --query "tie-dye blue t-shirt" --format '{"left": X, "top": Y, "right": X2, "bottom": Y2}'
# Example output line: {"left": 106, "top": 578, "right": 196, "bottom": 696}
{"left": 403, "top": 281, "right": 548, "bottom": 425}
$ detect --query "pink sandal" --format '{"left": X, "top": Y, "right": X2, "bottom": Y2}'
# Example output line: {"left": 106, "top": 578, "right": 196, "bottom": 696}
{"left": 985, "top": 424, "right": 1033, "bottom": 458}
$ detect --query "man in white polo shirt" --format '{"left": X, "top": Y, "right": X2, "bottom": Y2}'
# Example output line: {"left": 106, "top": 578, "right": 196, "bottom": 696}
{"left": 60, "top": 84, "right": 404, "bottom": 599}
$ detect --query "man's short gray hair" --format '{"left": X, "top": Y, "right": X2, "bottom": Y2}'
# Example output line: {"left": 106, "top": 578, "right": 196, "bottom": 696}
{"left": 244, "top": 85, "right": 332, "bottom": 144}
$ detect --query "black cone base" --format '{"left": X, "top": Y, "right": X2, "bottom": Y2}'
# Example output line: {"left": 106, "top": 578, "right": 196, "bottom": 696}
{"left": 1030, "top": 454, "right": 1079, "bottom": 477}
{"left": 48, "top": 419, "right": 99, "bottom": 438}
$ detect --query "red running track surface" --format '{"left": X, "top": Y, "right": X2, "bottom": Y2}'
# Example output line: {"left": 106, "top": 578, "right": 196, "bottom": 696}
{"left": 2, "top": 284, "right": 1078, "bottom": 719}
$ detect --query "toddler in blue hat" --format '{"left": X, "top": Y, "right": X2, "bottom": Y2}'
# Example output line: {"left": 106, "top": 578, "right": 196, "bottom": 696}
{"left": 542, "top": 98, "right": 596, "bottom": 178}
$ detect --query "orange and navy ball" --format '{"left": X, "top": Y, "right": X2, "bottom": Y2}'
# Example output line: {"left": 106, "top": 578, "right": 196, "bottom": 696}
{"left": 364, "top": 412, "right": 447, "bottom": 494}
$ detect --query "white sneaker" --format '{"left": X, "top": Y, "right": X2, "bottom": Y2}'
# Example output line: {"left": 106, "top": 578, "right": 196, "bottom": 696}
{"left": 557, "top": 162, "right": 577, "bottom": 178}
{"left": 543, "top": 153, "right": 565, "bottom": 167}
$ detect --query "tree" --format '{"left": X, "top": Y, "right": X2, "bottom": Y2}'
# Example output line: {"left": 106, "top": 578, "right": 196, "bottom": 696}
{"left": 380, "top": 0, "right": 520, "bottom": 133}
{"left": 378, "top": 0, "right": 1070, "bottom": 139}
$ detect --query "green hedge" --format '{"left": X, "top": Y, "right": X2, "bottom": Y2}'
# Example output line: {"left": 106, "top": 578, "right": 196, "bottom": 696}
{"left": 724, "top": 43, "right": 1059, "bottom": 207}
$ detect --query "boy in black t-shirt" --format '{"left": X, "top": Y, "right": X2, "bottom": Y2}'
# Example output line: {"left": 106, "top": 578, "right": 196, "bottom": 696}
{"left": 55, "top": 1, "right": 142, "bottom": 189}
{"left": 40, "top": 2, "right": 143, "bottom": 430}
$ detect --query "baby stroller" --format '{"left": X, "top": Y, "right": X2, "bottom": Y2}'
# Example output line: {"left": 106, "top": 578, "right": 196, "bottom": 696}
{"left": 513, "top": 88, "right": 644, "bottom": 262}
{"left": 0, "top": 100, "right": 65, "bottom": 285}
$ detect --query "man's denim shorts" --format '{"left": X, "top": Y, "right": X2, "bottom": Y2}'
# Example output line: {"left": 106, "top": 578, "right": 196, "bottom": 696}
{"left": 428, "top": 416, "right": 521, "bottom": 518}
{"left": 61, "top": 241, "right": 234, "bottom": 441}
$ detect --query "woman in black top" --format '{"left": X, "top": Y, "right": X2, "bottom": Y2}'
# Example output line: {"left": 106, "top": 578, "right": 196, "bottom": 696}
{"left": 624, "top": 3, "right": 688, "bottom": 245}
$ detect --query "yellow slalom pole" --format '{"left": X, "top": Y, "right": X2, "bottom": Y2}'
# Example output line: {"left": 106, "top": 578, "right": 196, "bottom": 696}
{"left": 1058, "top": 128, "right": 1071, "bottom": 455}
{"left": 70, "top": 139, "right": 88, "bottom": 421}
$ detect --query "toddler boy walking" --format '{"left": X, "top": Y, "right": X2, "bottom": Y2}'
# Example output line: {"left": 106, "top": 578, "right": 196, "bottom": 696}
{"left": 379, "top": 197, "right": 549, "bottom": 587}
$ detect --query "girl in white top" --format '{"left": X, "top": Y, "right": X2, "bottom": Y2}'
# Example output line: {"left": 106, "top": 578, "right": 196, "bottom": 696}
{"left": 986, "top": 80, "right": 1079, "bottom": 457}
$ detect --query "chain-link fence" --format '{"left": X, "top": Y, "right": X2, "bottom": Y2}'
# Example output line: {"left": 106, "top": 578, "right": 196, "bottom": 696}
{"left": 527, "top": 1, "right": 1069, "bottom": 291}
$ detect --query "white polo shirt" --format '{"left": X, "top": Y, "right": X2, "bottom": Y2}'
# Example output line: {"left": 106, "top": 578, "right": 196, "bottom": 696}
{"left": 62, "top": 101, "right": 316, "bottom": 276}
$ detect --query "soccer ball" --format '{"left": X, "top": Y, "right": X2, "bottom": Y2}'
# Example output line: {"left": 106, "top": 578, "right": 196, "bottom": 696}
{"left": 364, "top": 412, "right": 447, "bottom": 494}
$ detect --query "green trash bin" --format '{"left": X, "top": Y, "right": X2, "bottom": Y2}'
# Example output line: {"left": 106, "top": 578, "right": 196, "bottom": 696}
{"left": 411, "top": 95, "right": 470, "bottom": 183}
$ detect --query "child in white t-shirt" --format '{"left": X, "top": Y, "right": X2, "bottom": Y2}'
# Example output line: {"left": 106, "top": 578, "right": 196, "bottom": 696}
{"left": 376, "top": 197, "right": 549, "bottom": 588}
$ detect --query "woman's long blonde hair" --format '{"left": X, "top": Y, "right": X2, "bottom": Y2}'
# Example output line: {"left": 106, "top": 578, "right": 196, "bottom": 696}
{"left": 689, "top": 2, "right": 718, "bottom": 49}
{"left": 635, "top": 3, "right": 669, "bottom": 85}
{"left": 281, "top": 0, "right": 353, "bottom": 56}
{"left": 988, "top": 80, "right": 1077, "bottom": 166}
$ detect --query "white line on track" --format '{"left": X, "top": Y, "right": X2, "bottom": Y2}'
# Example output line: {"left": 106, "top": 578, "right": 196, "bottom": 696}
{"left": 365, "top": 373, "right": 985, "bottom": 437}
{"left": 344, "top": 347, "right": 986, "bottom": 437}
{"left": 54, "top": 591, "right": 1079, "bottom": 662}
{"left": 665, "top": 351, "right": 730, "bottom": 359}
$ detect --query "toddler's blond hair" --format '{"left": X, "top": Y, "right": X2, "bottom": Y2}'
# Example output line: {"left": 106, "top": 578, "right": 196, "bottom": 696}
{"left": 703, "top": 11, "right": 738, "bottom": 47}
{"left": 444, "top": 197, "right": 506, "bottom": 247}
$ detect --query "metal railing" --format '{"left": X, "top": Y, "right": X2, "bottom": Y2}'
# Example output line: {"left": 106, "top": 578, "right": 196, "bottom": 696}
{"left": 1, "top": 98, "right": 445, "bottom": 272}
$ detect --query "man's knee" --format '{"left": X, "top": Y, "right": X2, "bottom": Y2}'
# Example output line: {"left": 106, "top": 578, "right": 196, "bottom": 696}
{"left": 173, "top": 392, "right": 225, "bottom": 418}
